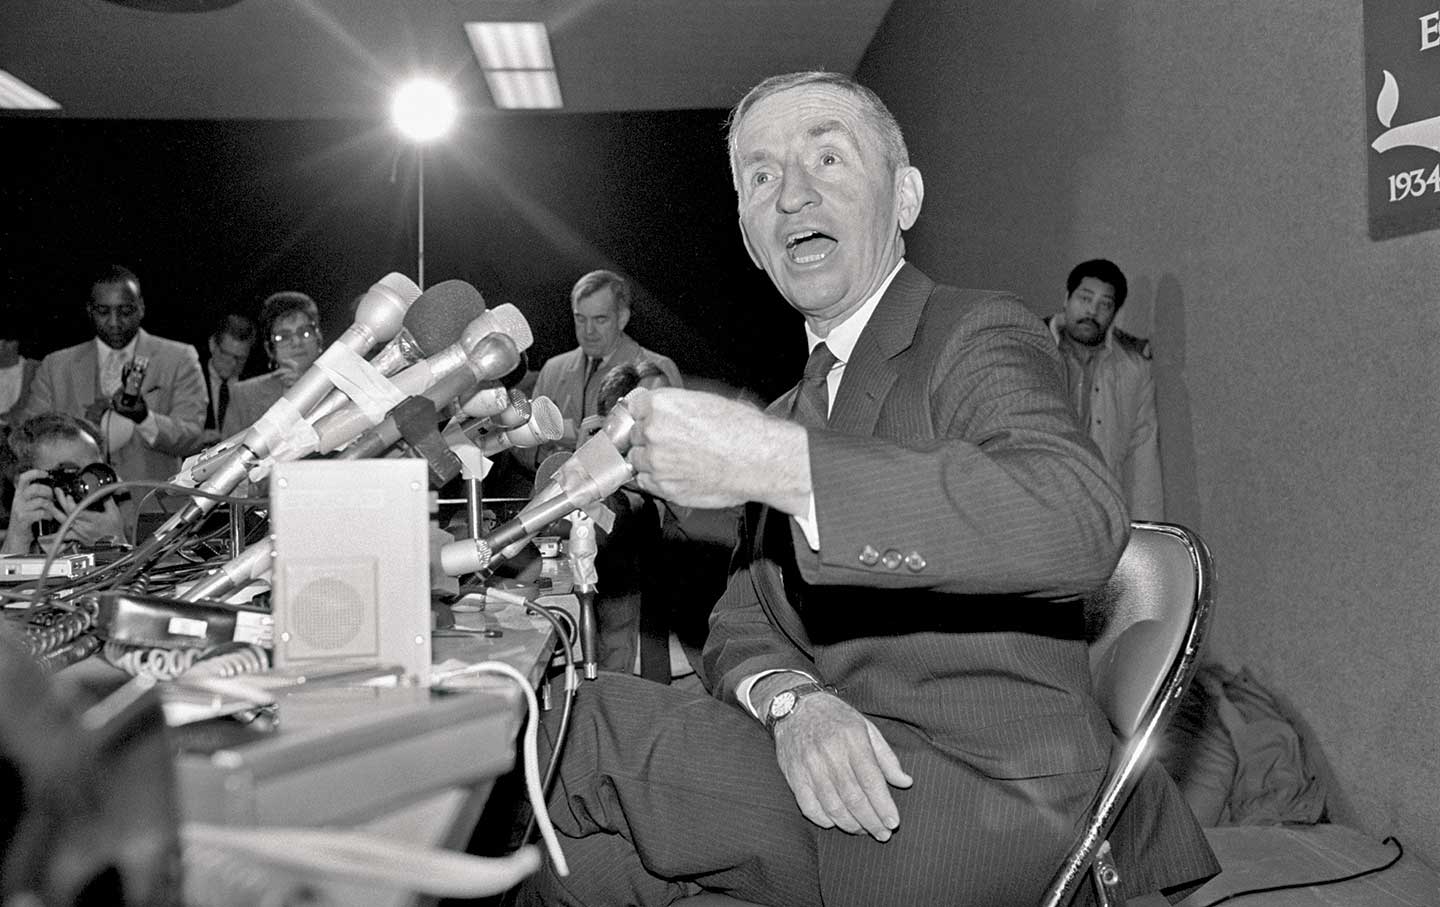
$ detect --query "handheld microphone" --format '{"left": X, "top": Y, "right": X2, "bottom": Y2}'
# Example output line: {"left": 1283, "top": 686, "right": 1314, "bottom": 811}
{"left": 304, "top": 279, "right": 486, "bottom": 426}
{"left": 311, "top": 313, "right": 529, "bottom": 455}
{"left": 138, "top": 273, "right": 420, "bottom": 555}
{"left": 488, "top": 387, "right": 533, "bottom": 430}
{"left": 468, "top": 396, "right": 639, "bottom": 569}
{"left": 242, "top": 272, "right": 419, "bottom": 460}
{"left": 181, "top": 538, "right": 274, "bottom": 603}
{"left": 473, "top": 395, "right": 564, "bottom": 456}
{"left": 333, "top": 334, "right": 521, "bottom": 462}
{"left": 457, "top": 384, "right": 512, "bottom": 422}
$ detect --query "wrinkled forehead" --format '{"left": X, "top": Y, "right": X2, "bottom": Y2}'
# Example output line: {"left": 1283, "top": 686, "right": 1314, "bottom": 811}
{"left": 730, "top": 83, "right": 891, "bottom": 191}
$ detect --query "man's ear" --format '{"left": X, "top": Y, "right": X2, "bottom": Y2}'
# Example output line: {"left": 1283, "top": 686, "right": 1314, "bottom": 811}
{"left": 739, "top": 216, "right": 764, "bottom": 270}
{"left": 618, "top": 307, "right": 631, "bottom": 333}
{"left": 895, "top": 166, "right": 924, "bottom": 231}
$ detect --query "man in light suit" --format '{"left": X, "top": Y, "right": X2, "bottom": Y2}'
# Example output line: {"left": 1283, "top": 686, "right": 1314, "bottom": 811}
{"left": 18, "top": 265, "right": 206, "bottom": 496}
{"left": 525, "top": 269, "right": 682, "bottom": 469}
{"left": 509, "top": 72, "right": 1217, "bottom": 906}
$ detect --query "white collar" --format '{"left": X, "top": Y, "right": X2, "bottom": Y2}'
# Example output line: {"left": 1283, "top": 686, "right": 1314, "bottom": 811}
{"left": 803, "top": 259, "right": 905, "bottom": 363}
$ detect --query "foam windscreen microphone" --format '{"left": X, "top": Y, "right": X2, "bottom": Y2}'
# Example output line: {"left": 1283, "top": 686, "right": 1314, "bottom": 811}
{"left": 304, "top": 279, "right": 486, "bottom": 426}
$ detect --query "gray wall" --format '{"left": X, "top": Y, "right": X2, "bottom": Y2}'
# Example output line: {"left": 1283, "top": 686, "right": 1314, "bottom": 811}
{"left": 859, "top": 1, "right": 1440, "bottom": 864}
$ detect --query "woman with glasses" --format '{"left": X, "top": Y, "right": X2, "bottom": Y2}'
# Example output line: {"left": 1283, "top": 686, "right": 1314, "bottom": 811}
{"left": 221, "top": 291, "right": 323, "bottom": 437}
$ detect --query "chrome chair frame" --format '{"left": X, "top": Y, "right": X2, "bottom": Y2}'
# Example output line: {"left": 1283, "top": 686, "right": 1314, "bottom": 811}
{"left": 1039, "top": 520, "right": 1215, "bottom": 907}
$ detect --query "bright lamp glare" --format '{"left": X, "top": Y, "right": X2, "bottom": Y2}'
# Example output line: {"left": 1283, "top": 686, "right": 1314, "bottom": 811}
{"left": 391, "top": 79, "right": 457, "bottom": 142}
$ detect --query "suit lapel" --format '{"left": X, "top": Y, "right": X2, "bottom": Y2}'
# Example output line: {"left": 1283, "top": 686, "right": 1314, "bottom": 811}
{"left": 829, "top": 264, "right": 933, "bottom": 437}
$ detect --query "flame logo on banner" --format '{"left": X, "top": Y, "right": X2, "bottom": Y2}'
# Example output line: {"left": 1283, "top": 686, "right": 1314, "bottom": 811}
{"left": 1372, "top": 70, "right": 1440, "bottom": 154}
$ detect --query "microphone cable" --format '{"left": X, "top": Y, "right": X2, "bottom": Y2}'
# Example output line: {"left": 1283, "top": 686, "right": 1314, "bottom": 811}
{"left": 428, "top": 656, "right": 571, "bottom": 879}
{"left": 30, "top": 479, "right": 262, "bottom": 601}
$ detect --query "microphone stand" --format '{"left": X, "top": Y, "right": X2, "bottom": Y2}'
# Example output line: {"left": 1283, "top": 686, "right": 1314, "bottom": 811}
{"left": 568, "top": 510, "right": 600, "bottom": 681}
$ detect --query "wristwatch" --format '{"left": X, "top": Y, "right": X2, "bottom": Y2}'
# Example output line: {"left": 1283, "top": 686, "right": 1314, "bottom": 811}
{"left": 763, "top": 681, "right": 835, "bottom": 733}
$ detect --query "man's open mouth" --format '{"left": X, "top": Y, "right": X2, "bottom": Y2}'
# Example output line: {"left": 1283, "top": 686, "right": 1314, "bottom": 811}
{"left": 785, "top": 230, "right": 837, "bottom": 264}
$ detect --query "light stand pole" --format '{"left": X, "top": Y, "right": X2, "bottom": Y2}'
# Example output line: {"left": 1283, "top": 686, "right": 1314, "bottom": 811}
{"left": 391, "top": 78, "right": 456, "bottom": 292}
{"left": 417, "top": 147, "right": 425, "bottom": 290}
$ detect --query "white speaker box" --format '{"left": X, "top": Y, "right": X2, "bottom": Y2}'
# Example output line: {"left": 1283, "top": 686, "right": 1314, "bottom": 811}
{"left": 270, "top": 459, "right": 431, "bottom": 683}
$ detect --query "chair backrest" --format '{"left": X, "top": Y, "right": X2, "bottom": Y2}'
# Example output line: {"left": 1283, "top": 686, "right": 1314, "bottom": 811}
{"left": 1040, "top": 520, "right": 1215, "bottom": 907}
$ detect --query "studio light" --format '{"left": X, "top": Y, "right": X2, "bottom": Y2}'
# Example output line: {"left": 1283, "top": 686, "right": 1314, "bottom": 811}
{"left": 390, "top": 78, "right": 457, "bottom": 143}
{"left": 390, "top": 78, "right": 457, "bottom": 289}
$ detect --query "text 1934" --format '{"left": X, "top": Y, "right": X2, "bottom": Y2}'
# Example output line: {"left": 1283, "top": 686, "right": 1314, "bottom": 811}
{"left": 1388, "top": 165, "right": 1440, "bottom": 202}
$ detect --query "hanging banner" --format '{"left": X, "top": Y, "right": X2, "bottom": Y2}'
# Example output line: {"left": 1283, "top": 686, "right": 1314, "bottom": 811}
{"left": 1364, "top": 1, "right": 1440, "bottom": 239}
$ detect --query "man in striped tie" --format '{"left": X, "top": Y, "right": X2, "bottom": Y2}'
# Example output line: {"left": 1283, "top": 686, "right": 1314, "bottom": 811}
{"left": 509, "top": 72, "right": 1216, "bottom": 907}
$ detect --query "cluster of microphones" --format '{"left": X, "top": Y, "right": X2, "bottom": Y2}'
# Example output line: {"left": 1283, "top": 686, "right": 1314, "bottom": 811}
{"left": 128, "top": 273, "right": 645, "bottom": 603}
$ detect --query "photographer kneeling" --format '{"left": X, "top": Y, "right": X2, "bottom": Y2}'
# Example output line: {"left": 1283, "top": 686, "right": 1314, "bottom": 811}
{"left": 2, "top": 413, "right": 126, "bottom": 555}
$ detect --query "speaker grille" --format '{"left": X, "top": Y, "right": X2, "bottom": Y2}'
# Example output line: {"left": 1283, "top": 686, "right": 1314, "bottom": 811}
{"left": 292, "top": 576, "right": 366, "bottom": 650}
{"left": 278, "top": 558, "right": 378, "bottom": 659}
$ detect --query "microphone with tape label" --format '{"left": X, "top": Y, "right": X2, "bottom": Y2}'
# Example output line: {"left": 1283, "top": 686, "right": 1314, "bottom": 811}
{"left": 138, "top": 272, "right": 421, "bottom": 556}
{"left": 304, "top": 279, "right": 486, "bottom": 426}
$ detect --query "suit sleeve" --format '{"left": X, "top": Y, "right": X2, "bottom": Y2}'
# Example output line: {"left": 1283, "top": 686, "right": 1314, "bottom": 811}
{"left": 800, "top": 302, "right": 1127, "bottom": 600}
{"left": 14, "top": 356, "right": 56, "bottom": 423}
{"left": 145, "top": 345, "right": 207, "bottom": 457}
{"left": 1122, "top": 359, "right": 1164, "bottom": 521}
{"left": 701, "top": 504, "right": 819, "bottom": 706}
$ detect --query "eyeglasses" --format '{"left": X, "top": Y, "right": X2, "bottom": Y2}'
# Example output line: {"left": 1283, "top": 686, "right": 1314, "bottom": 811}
{"left": 270, "top": 325, "right": 318, "bottom": 346}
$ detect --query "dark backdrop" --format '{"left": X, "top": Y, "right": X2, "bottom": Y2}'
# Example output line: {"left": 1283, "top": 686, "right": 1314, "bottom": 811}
{"left": 0, "top": 110, "right": 804, "bottom": 402}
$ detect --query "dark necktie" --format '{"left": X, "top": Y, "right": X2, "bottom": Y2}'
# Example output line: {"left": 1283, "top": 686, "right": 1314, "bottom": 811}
{"left": 217, "top": 379, "right": 230, "bottom": 430}
{"left": 581, "top": 356, "right": 601, "bottom": 417}
{"left": 791, "top": 342, "right": 838, "bottom": 429}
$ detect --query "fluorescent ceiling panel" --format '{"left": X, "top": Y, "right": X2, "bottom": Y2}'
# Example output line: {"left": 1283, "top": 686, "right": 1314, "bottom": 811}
{"left": 0, "top": 68, "right": 60, "bottom": 110}
{"left": 465, "top": 22, "right": 555, "bottom": 71}
{"left": 483, "top": 70, "right": 563, "bottom": 110}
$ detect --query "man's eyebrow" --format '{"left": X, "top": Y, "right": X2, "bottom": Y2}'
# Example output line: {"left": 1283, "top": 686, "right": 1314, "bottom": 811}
{"left": 807, "top": 119, "right": 854, "bottom": 142}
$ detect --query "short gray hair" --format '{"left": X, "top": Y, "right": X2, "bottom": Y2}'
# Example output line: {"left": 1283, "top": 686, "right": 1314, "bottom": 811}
{"left": 570, "top": 269, "right": 632, "bottom": 312}
{"left": 725, "top": 71, "right": 910, "bottom": 192}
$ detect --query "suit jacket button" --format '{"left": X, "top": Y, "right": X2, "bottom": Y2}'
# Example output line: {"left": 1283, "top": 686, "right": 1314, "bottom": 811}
{"left": 858, "top": 545, "right": 880, "bottom": 566}
{"left": 881, "top": 549, "right": 903, "bottom": 570}
{"left": 904, "top": 551, "right": 926, "bottom": 572}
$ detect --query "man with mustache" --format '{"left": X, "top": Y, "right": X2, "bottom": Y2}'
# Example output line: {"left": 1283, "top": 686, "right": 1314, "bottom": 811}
{"left": 1048, "top": 259, "right": 1164, "bottom": 520}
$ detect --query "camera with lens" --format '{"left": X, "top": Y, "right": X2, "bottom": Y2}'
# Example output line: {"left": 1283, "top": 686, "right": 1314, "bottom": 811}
{"left": 34, "top": 462, "right": 120, "bottom": 513}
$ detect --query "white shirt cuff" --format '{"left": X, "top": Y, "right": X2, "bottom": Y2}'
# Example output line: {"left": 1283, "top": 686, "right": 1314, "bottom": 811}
{"left": 793, "top": 493, "right": 820, "bottom": 551}
{"left": 737, "top": 668, "right": 819, "bottom": 720}
{"left": 136, "top": 410, "right": 160, "bottom": 445}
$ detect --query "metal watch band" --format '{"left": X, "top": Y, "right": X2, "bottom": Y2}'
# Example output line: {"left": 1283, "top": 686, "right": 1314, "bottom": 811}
{"left": 763, "top": 680, "right": 836, "bottom": 733}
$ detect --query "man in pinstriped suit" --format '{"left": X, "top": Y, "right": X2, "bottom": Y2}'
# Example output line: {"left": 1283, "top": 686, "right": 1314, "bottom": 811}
{"left": 509, "top": 72, "right": 1217, "bottom": 906}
